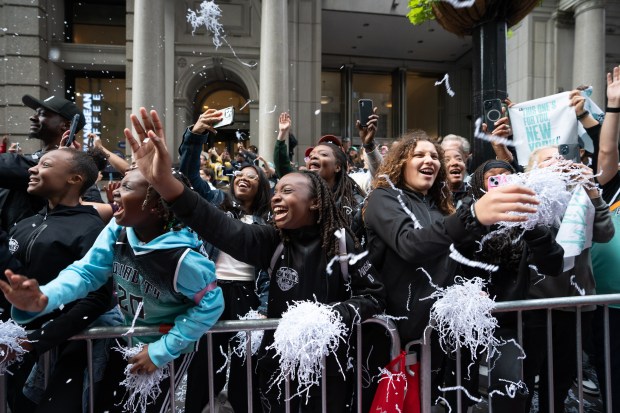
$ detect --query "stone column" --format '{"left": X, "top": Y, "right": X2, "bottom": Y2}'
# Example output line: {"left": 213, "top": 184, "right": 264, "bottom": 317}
{"left": 573, "top": 0, "right": 605, "bottom": 106}
{"left": 259, "top": 0, "right": 289, "bottom": 162}
{"left": 131, "top": 0, "right": 165, "bottom": 117}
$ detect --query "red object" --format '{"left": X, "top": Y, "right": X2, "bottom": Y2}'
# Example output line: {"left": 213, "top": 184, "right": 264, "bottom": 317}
{"left": 304, "top": 147, "right": 314, "bottom": 158}
{"left": 370, "top": 350, "right": 420, "bottom": 413}
{"left": 317, "top": 134, "right": 342, "bottom": 147}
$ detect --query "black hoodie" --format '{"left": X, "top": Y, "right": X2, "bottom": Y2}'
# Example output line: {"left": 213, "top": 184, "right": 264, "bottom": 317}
{"left": 2, "top": 204, "right": 113, "bottom": 337}
{"left": 364, "top": 186, "right": 487, "bottom": 345}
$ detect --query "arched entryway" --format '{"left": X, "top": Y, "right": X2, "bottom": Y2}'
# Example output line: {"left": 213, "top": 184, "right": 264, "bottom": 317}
{"left": 194, "top": 81, "right": 250, "bottom": 156}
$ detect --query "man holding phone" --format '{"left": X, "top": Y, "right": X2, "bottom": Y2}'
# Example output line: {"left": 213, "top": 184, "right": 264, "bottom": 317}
{"left": 0, "top": 95, "right": 85, "bottom": 231}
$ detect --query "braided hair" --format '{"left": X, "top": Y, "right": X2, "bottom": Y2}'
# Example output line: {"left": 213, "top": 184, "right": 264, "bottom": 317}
{"left": 316, "top": 143, "right": 366, "bottom": 226}
{"left": 276, "top": 170, "right": 358, "bottom": 258}
{"left": 141, "top": 169, "right": 191, "bottom": 232}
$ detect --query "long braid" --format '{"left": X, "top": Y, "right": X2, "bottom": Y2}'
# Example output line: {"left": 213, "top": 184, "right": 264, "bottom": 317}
{"left": 320, "top": 143, "right": 366, "bottom": 226}
{"left": 301, "top": 171, "right": 358, "bottom": 257}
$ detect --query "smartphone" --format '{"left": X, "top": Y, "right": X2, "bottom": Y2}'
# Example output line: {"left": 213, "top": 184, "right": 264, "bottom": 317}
{"left": 65, "top": 113, "right": 81, "bottom": 147}
{"left": 358, "top": 99, "right": 374, "bottom": 128}
{"left": 483, "top": 99, "right": 503, "bottom": 132}
{"left": 487, "top": 174, "right": 508, "bottom": 190}
{"left": 213, "top": 106, "right": 235, "bottom": 129}
{"left": 558, "top": 143, "right": 581, "bottom": 163}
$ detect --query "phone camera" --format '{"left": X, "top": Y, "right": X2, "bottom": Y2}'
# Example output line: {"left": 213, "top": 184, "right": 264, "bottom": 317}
{"left": 486, "top": 109, "right": 501, "bottom": 123}
{"left": 490, "top": 177, "right": 498, "bottom": 186}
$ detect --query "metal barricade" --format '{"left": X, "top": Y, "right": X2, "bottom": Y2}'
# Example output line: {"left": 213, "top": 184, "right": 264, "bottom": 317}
{"left": 0, "top": 316, "right": 400, "bottom": 413}
{"left": 413, "top": 293, "right": 620, "bottom": 413}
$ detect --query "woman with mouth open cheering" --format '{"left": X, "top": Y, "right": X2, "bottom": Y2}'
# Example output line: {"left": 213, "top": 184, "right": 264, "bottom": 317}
{"left": 362, "top": 130, "right": 542, "bottom": 410}
{"left": 124, "top": 108, "right": 385, "bottom": 413}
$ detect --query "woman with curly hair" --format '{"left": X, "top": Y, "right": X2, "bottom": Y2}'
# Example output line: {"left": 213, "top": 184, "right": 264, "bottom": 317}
{"left": 363, "top": 131, "right": 541, "bottom": 408}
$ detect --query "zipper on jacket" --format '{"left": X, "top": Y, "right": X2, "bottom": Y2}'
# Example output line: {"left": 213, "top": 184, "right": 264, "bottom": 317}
{"left": 25, "top": 223, "right": 48, "bottom": 263}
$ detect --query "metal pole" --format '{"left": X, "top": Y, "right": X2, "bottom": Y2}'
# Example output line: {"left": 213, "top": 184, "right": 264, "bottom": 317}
{"left": 169, "top": 361, "right": 176, "bottom": 413}
{"left": 207, "top": 333, "right": 215, "bottom": 413}
{"left": 86, "top": 339, "right": 95, "bottom": 413}
{"left": 576, "top": 307, "right": 584, "bottom": 413}
{"left": 547, "top": 309, "right": 555, "bottom": 413}
{"left": 246, "top": 332, "right": 253, "bottom": 413}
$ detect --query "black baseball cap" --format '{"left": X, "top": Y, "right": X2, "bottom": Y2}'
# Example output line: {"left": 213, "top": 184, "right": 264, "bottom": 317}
{"left": 22, "top": 94, "right": 86, "bottom": 131}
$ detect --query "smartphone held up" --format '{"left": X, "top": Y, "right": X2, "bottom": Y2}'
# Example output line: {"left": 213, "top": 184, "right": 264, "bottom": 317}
{"left": 64, "top": 113, "right": 81, "bottom": 147}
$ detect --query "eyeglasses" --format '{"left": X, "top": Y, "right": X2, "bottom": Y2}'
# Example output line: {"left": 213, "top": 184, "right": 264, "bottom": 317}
{"left": 233, "top": 170, "right": 259, "bottom": 181}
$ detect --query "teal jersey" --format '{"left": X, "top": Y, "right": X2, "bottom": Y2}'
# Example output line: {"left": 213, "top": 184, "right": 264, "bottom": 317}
{"left": 14, "top": 220, "right": 224, "bottom": 367}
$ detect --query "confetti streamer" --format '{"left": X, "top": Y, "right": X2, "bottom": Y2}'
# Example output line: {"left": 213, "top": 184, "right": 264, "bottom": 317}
{"left": 267, "top": 301, "right": 348, "bottom": 401}
{"left": 0, "top": 320, "right": 30, "bottom": 374}
{"left": 440, "top": 0, "right": 476, "bottom": 8}
{"left": 187, "top": 1, "right": 258, "bottom": 68}
{"left": 434, "top": 74, "right": 455, "bottom": 97}
{"left": 232, "top": 309, "right": 265, "bottom": 358}
{"left": 378, "top": 174, "right": 423, "bottom": 229}
{"left": 115, "top": 343, "right": 170, "bottom": 413}
{"left": 239, "top": 99, "right": 253, "bottom": 111}
{"left": 473, "top": 117, "right": 516, "bottom": 147}
{"left": 570, "top": 275, "right": 585, "bottom": 296}
{"left": 448, "top": 244, "right": 499, "bottom": 272}
{"left": 123, "top": 301, "right": 144, "bottom": 336}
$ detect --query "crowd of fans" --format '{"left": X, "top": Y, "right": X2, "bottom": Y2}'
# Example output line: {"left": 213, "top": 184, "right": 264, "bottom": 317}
{"left": 0, "top": 65, "right": 619, "bottom": 413}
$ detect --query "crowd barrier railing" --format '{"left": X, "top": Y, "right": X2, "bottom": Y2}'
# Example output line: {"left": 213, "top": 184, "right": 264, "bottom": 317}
{"left": 0, "top": 316, "right": 400, "bottom": 413}
{"left": 413, "top": 293, "right": 620, "bottom": 413}
{"left": 3, "top": 293, "right": 619, "bottom": 413}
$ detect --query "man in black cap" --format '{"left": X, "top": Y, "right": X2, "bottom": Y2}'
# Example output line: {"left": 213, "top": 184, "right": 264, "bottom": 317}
{"left": 0, "top": 95, "right": 85, "bottom": 230}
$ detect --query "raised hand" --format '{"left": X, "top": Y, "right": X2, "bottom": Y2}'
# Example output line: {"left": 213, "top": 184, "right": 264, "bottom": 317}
{"left": 130, "top": 107, "right": 165, "bottom": 145}
{"left": 192, "top": 109, "right": 222, "bottom": 135}
{"left": 607, "top": 65, "right": 620, "bottom": 108}
{"left": 277, "top": 112, "right": 291, "bottom": 141}
{"left": 59, "top": 130, "right": 82, "bottom": 150}
{"left": 357, "top": 107, "right": 379, "bottom": 146}
{"left": 473, "top": 185, "right": 539, "bottom": 226}
{"left": 124, "top": 109, "right": 183, "bottom": 202}
{"left": 569, "top": 90, "right": 587, "bottom": 117}
{"left": 0, "top": 270, "right": 48, "bottom": 313}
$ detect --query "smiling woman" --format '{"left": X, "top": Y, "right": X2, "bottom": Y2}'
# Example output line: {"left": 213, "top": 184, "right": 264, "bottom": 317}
{"left": 363, "top": 130, "right": 542, "bottom": 406}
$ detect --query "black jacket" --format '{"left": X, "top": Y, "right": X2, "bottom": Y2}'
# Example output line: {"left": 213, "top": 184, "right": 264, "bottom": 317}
{"left": 2, "top": 203, "right": 112, "bottom": 332}
{"left": 169, "top": 186, "right": 385, "bottom": 324}
{"left": 170, "top": 186, "right": 385, "bottom": 375}
{"left": 364, "top": 186, "right": 486, "bottom": 345}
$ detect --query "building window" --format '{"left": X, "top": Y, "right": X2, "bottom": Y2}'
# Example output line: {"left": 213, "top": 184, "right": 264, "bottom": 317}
{"left": 320, "top": 71, "right": 341, "bottom": 136}
{"left": 353, "top": 73, "right": 393, "bottom": 139}
{"left": 406, "top": 73, "right": 439, "bottom": 138}
{"left": 65, "top": 0, "right": 125, "bottom": 45}
{"left": 68, "top": 73, "right": 126, "bottom": 158}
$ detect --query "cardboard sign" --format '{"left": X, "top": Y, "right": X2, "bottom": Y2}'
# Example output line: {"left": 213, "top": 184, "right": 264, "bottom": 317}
{"left": 508, "top": 92, "right": 578, "bottom": 166}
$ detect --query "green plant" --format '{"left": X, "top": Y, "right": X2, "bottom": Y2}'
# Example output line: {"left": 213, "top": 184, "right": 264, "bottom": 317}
{"left": 407, "top": 0, "right": 437, "bottom": 25}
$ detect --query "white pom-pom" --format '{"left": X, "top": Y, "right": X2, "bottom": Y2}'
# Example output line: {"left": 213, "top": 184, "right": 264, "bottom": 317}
{"left": 0, "top": 319, "right": 30, "bottom": 374}
{"left": 114, "top": 343, "right": 170, "bottom": 413}
{"left": 495, "top": 164, "right": 575, "bottom": 230}
{"left": 267, "top": 301, "right": 348, "bottom": 400}
{"left": 232, "top": 309, "right": 265, "bottom": 358}
{"left": 425, "top": 276, "right": 499, "bottom": 359}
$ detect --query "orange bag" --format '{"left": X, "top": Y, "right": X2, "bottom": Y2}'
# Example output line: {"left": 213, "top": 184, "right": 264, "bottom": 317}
{"left": 370, "top": 350, "right": 420, "bottom": 413}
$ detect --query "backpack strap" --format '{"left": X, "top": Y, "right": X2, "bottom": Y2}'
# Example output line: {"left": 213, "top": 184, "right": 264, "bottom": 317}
{"left": 338, "top": 228, "right": 349, "bottom": 282}
{"left": 269, "top": 242, "right": 285, "bottom": 277}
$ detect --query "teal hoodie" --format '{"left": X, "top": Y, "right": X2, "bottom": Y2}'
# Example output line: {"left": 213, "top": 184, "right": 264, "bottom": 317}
{"left": 13, "top": 220, "right": 224, "bottom": 367}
